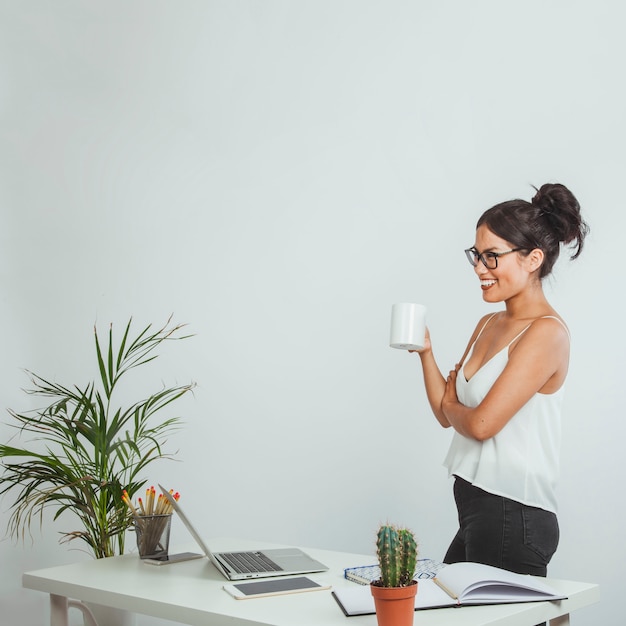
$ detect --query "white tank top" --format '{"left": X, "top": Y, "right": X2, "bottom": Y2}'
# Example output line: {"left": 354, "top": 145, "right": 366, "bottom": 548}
{"left": 443, "top": 315, "right": 568, "bottom": 514}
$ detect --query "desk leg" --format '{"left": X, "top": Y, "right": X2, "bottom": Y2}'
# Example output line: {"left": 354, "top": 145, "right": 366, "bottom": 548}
{"left": 549, "top": 614, "right": 570, "bottom": 626}
{"left": 50, "top": 594, "right": 99, "bottom": 626}
{"left": 50, "top": 595, "right": 69, "bottom": 626}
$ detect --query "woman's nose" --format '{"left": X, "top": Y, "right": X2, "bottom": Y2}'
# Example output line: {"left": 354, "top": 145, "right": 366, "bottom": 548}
{"left": 474, "top": 261, "right": 488, "bottom": 276}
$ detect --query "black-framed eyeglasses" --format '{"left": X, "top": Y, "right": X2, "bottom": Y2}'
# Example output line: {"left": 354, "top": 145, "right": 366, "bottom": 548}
{"left": 464, "top": 247, "right": 526, "bottom": 269}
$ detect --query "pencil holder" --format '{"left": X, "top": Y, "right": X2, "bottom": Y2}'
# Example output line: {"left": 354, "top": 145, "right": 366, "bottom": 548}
{"left": 134, "top": 514, "right": 172, "bottom": 559}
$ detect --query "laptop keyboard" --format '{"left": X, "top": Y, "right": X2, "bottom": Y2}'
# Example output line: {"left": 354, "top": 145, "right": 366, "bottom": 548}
{"left": 220, "top": 551, "right": 283, "bottom": 574}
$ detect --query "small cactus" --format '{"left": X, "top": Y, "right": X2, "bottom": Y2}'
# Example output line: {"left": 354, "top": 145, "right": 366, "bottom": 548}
{"left": 375, "top": 523, "right": 418, "bottom": 587}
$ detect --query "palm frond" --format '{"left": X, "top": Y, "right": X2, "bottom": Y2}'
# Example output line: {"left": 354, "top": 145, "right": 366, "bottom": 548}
{"left": 0, "top": 317, "right": 195, "bottom": 558}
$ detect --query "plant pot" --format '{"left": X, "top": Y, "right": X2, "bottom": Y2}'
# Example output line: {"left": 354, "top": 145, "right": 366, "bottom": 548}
{"left": 370, "top": 580, "right": 418, "bottom": 626}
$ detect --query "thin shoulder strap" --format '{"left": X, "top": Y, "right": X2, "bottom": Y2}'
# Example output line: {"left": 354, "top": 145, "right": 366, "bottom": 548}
{"left": 508, "top": 315, "right": 571, "bottom": 347}
{"left": 458, "top": 313, "right": 498, "bottom": 368}
{"left": 539, "top": 315, "right": 571, "bottom": 341}
{"left": 476, "top": 313, "right": 498, "bottom": 342}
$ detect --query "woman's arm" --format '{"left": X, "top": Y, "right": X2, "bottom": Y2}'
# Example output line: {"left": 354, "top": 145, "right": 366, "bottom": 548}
{"left": 417, "top": 343, "right": 450, "bottom": 427}
{"left": 414, "top": 322, "right": 482, "bottom": 429}
{"left": 412, "top": 315, "right": 490, "bottom": 428}
{"left": 441, "top": 317, "right": 570, "bottom": 440}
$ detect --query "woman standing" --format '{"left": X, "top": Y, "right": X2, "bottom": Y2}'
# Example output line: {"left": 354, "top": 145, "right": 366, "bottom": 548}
{"left": 415, "top": 183, "right": 589, "bottom": 576}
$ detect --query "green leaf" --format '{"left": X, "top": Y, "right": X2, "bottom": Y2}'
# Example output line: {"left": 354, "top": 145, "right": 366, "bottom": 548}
{"left": 0, "top": 316, "right": 195, "bottom": 559}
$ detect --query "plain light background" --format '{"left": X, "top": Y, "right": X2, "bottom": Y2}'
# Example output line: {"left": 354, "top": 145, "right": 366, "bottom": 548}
{"left": 0, "top": 1, "right": 621, "bottom": 624}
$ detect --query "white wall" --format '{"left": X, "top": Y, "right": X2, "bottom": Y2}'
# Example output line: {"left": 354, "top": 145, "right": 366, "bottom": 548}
{"left": 0, "top": 1, "right": 622, "bottom": 624}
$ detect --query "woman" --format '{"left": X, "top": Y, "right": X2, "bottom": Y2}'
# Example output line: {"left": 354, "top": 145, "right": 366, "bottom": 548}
{"left": 415, "top": 183, "right": 589, "bottom": 577}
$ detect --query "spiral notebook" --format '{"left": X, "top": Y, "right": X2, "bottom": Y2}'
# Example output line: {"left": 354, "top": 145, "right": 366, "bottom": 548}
{"left": 344, "top": 558, "right": 445, "bottom": 585}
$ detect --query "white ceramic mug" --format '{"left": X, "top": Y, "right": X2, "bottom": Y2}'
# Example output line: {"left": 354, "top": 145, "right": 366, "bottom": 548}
{"left": 389, "top": 303, "right": 427, "bottom": 350}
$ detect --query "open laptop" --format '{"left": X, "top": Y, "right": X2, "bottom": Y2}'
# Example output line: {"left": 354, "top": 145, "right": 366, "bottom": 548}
{"left": 158, "top": 484, "right": 328, "bottom": 580}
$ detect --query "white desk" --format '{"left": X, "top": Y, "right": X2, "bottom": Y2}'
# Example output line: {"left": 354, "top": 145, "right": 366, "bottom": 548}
{"left": 23, "top": 538, "right": 599, "bottom": 626}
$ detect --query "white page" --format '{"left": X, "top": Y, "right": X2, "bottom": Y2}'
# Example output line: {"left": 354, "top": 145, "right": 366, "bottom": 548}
{"left": 435, "top": 563, "right": 563, "bottom": 602}
{"left": 461, "top": 584, "right": 565, "bottom": 604}
{"left": 333, "top": 580, "right": 452, "bottom": 616}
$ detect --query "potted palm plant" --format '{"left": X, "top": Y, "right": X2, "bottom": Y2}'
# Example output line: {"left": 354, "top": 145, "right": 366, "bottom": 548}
{"left": 0, "top": 316, "right": 195, "bottom": 560}
{"left": 370, "top": 523, "right": 419, "bottom": 626}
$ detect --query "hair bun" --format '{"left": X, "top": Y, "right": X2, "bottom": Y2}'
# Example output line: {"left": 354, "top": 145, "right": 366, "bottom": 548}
{"left": 531, "top": 183, "right": 588, "bottom": 258}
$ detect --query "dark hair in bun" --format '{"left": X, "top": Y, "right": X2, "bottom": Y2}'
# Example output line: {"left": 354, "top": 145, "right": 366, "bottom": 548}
{"left": 476, "top": 183, "right": 590, "bottom": 279}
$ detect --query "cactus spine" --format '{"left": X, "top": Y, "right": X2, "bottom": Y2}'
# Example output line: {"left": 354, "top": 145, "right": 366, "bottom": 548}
{"left": 375, "top": 524, "right": 418, "bottom": 587}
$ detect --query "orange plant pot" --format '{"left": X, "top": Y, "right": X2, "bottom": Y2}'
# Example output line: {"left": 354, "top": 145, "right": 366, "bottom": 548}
{"left": 370, "top": 580, "right": 418, "bottom": 626}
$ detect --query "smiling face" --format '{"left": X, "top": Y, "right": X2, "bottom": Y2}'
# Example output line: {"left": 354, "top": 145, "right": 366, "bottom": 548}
{"left": 471, "top": 225, "right": 543, "bottom": 304}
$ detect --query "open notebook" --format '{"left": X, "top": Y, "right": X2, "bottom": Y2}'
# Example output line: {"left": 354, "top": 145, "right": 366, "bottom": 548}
{"left": 332, "top": 561, "right": 567, "bottom": 616}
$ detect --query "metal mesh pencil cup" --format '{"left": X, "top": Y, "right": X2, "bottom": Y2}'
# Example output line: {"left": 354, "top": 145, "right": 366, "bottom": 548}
{"left": 134, "top": 514, "right": 172, "bottom": 559}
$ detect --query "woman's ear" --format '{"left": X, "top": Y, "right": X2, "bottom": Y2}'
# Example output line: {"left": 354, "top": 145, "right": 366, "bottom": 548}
{"left": 526, "top": 248, "right": 545, "bottom": 273}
